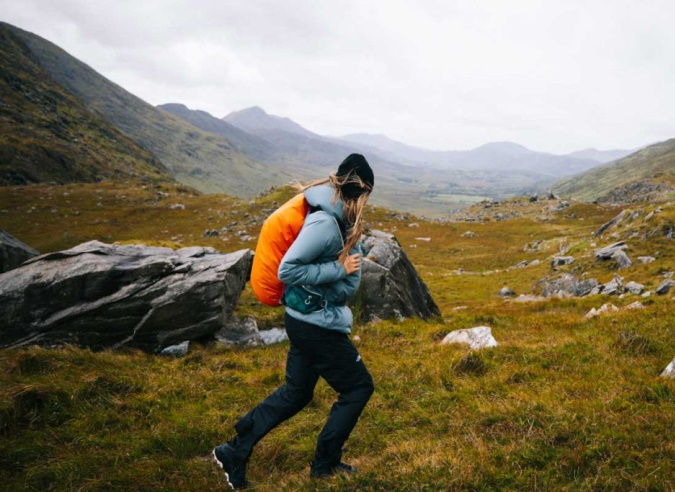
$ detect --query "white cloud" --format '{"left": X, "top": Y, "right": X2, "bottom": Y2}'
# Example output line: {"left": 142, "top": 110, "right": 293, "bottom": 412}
{"left": 3, "top": 0, "right": 674, "bottom": 153}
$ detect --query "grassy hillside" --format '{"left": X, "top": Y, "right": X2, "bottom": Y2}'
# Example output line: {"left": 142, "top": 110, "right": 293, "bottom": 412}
{"left": 1, "top": 22, "right": 289, "bottom": 197}
{"left": 0, "top": 181, "right": 673, "bottom": 490}
{"left": 553, "top": 138, "right": 675, "bottom": 201}
{"left": 0, "top": 26, "right": 170, "bottom": 186}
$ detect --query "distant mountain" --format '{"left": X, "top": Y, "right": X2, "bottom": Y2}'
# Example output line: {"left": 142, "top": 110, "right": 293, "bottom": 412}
{"left": 2, "top": 22, "right": 287, "bottom": 196}
{"left": 565, "top": 148, "right": 638, "bottom": 164}
{"left": 341, "top": 134, "right": 600, "bottom": 177}
{"left": 552, "top": 138, "right": 675, "bottom": 201}
{"left": 0, "top": 23, "right": 170, "bottom": 185}
{"left": 223, "top": 106, "right": 317, "bottom": 138}
{"left": 158, "top": 103, "right": 278, "bottom": 164}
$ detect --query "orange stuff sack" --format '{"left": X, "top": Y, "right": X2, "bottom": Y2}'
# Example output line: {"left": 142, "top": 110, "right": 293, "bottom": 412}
{"left": 250, "top": 193, "right": 310, "bottom": 306}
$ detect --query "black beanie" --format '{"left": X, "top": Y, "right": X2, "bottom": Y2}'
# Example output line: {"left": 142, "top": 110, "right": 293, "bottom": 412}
{"left": 336, "top": 153, "right": 374, "bottom": 199}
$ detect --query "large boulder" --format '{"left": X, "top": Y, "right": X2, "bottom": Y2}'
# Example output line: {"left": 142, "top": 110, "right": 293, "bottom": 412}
{"left": 0, "top": 241, "right": 253, "bottom": 352}
{"left": 0, "top": 229, "right": 39, "bottom": 273}
{"left": 358, "top": 230, "right": 440, "bottom": 322}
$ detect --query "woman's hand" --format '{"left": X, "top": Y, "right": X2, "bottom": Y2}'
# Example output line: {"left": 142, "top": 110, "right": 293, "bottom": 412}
{"left": 341, "top": 253, "right": 361, "bottom": 275}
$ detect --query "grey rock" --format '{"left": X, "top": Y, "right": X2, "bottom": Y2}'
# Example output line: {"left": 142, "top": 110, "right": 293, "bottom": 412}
{"left": 170, "top": 204, "right": 186, "bottom": 210}
{"left": 1, "top": 229, "right": 39, "bottom": 273}
{"left": 595, "top": 241, "right": 628, "bottom": 260}
{"left": 551, "top": 256, "right": 575, "bottom": 267}
{"left": 637, "top": 256, "right": 656, "bottom": 264}
{"left": 594, "top": 210, "right": 628, "bottom": 237}
{"left": 516, "top": 260, "right": 529, "bottom": 268}
{"left": 613, "top": 250, "right": 632, "bottom": 269}
{"left": 600, "top": 280, "right": 620, "bottom": 295}
{"left": 661, "top": 358, "right": 675, "bottom": 379}
{"left": 0, "top": 241, "right": 253, "bottom": 352}
{"left": 259, "top": 328, "right": 288, "bottom": 345}
{"left": 625, "top": 281, "right": 644, "bottom": 295}
{"left": 358, "top": 231, "right": 440, "bottom": 322}
{"left": 440, "top": 326, "right": 498, "bottom": 350}
{"left": 656, "top": 279, "right": 675, "bottom": 295}
{"left": 535, "top": 273, "right": 599, "bottom": 298}
{"left": 160, "top": 341, "right": 190, "bottom": 357}
{"left": 498, "top": 287, "right": 516, "bottom": 297}
{"left": 216, "top": 316, "right": 262, "bottom": 346}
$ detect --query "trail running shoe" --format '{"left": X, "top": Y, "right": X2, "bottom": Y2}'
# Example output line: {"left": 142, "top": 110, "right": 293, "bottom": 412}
{"left": 213, "top": 443, "right": 249, "bottom": 490}
{"left": 310, "top": 461, "right": 357, "bottom": 478}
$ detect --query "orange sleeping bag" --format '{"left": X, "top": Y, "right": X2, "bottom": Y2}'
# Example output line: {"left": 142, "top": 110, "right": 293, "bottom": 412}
{"left": 250, "top": 193, "right": 309, "bottom": 306}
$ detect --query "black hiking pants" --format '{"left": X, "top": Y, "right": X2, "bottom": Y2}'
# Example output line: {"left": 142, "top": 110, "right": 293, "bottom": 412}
{"left": 229, "top": 312, "right": 374, "bottom": 470}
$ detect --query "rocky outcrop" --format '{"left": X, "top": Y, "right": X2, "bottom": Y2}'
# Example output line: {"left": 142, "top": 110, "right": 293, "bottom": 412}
{"left": 0, "top": 229, "right": 39, "bottom": 273}
{"left": 0, "top": 241, "right": 253, "bottom": 352}
{"left": 359, "top": 231, "right": 440, "bottom": 322}
{"left": 535, "top": 273, "right": 599, "bottom": 298}
{"left": 441, "top": 326, "right": 498, "bottom": 350}
{"left": 595, "top": 241, "right": 632, "bottom": 269}
{"left": 594, "top": 210, "right": 628, "bottom": 237}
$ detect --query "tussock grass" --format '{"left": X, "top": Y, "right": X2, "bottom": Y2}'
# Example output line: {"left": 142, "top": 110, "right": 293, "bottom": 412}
{"left": 1, "top": 182, "right": 674, "bottom": 490}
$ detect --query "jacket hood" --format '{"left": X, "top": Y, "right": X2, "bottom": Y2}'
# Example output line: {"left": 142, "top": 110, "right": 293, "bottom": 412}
{"left": 304, "top": 185, "right": 343, "bottom": 221}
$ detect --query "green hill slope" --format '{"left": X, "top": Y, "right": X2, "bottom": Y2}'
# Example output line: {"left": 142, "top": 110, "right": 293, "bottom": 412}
{"left": 1, "top": 22, "right": 288, "bottom": 196}
{"left": 0, "top": 25, "right": 170, "bottom": 185}
{"left": 552, "top": 138, "right": 675, "bottom": 201}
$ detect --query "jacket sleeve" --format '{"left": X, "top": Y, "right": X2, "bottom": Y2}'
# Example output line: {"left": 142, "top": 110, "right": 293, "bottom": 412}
{"left": 278, "top": 215, "right": 347, "bottom": 286}
{"left": 322, "top": 267, "right": 361, "bottom": 303}
{"left": 322, "top": 243, "right": 363, "bottom": 302}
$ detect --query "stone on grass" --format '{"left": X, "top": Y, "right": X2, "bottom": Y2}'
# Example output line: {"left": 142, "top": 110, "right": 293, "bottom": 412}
{"left": 551, "top": 256, "right": 575, "bottom": 267}
{"left": 1, "top": 229, "right": 39, "bottom": 273}
{"left": 613, "top": 250, "right": 632, "bottom": 269}
{"left": 358, "top": 231, "right": 440, "bottom": 322}
{"left": 170, "top": 204, "right": 186, "bottom": 210}
{"left": 584, "top": 303, "right": 619, "bottom": 319}
{"left": 258, "top": 328, "right": 288, "bottom": 345}
{"left": 498, "top": 287, "right": 516, "bottom": 297}
{"left": 625, "top": 281, "right": 644, "bottom": 295}
{"left": 637, "top": 256, "right": 656, "bottom": 264}
{"left": 461, "top": 231, "right": 477, "bottom": 238}
{"left": 535, "top": 273, "right": 598, "bottom": 298}
{"left": 594, "top": 210, "right": 628, "bottom": 237}
{"left": 216, "top": 316, "right": 262, "bottom": 346}
{"left": 595, "top": 241, "right": 628, "bottom": 260}
{"left": 441, "top": 326, "right": 498, "bottom": 350}
{"left": 624, "top": 301, "right": 645, "bottom": 311}
{"left": 656, "top": 280, "right": 675, "bottom": 295}
{"left": 0, "top": 241, "right": 253, "bottom": 352}
{"left": 661, "top": 358, "right": 675, "bottom": 379}
{"left": 160, "top": 341, "right": 190, "bottom": 357}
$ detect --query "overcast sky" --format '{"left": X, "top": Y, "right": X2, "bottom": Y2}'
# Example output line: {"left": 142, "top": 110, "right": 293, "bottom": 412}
{"left": 3, "top": 0, "right": 674, "bottom": 154}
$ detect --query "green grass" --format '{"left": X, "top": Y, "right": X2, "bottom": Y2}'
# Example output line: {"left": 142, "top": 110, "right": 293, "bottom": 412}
{"left": 1, "top": 181, "right": 674, "bottom": 490}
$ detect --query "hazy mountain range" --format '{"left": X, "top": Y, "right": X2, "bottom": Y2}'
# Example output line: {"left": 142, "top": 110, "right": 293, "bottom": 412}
{"left": 1, "top": 20, "right": 670, "bottom": 216}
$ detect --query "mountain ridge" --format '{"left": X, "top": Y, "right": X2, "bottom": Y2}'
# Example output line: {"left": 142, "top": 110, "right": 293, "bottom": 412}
{"left": 2, "top": 22, "right": 288, "bottom": 197}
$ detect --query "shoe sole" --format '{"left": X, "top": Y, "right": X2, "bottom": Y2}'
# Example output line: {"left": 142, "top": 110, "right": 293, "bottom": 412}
{"left": 212, "top": 448, "right": 235, "bottom": 490}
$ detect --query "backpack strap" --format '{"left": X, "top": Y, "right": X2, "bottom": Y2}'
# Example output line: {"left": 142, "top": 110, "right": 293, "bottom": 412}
{"left": 308, "top": 205, "right": 347, "bottom": 243}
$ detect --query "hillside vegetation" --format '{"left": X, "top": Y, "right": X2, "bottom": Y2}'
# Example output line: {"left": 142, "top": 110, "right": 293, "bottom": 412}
{"left": 0, "top": 26, "right": 170, "bottom": 186}
{"left": 1, "top": 181, "right": 674, "bottom": 490}
{"left": 553, "top": 138, "right": 675, "bottom": 201}
{"left": 1, "top": 22, "right": 288, "bottom": 197}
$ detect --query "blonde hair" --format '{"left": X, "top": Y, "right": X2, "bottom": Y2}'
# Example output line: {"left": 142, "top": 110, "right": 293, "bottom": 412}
{"left": 294, "top": 174, "right": 371, "bottom": 261}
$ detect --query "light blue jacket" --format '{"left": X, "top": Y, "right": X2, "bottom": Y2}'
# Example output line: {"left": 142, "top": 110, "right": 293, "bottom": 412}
{"left": 278, "top": 185, "right": 361, "bottom": 333}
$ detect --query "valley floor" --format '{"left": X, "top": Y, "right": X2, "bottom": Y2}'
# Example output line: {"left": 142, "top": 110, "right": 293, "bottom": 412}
{"left": 1, "top": 181, "right": 673, "bottom": 491}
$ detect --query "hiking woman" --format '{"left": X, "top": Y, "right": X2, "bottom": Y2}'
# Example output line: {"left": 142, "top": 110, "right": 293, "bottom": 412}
{"left": 213, "top": 153, "right": 376, "bottom": 489}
